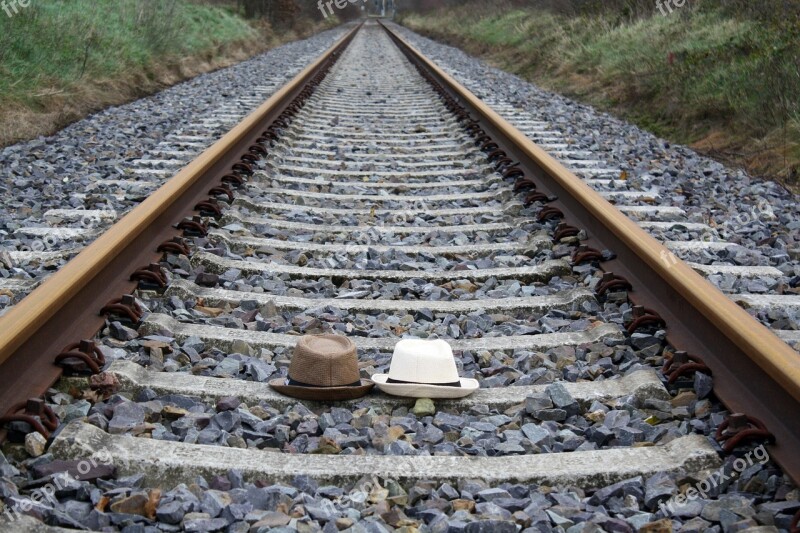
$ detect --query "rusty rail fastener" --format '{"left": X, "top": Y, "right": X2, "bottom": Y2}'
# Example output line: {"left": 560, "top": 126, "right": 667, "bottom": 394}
{"left": 257, "top": 131, "right": 279, "bottom": 144}
{"left": 595, "top": 272, "right": 633, "bottom": 298}
{"left": 209, "top": 184, "right": 234, "bottom": 203}
{"left": 537, "top": 206, "right": 564, "bottom": 222}
{"left": 627, "top": 305, "right": 667, "bottom": 334}
{"left": 157, "top": 237, "right": 190, "bottom": 256}
{"left": 485, "top": 149, "right": 506, "bottom": 163}
{"left": 662, "top": 350, "right": 712, "bottom": 384}
{"left": 131, "top": 263, "right": 168, "bottom": 290}
{"left": 465, "top": 123, "right": 482, "bottom": 135}
{"left": 55, "top": 339, "right": 106, "bottom": 375}
{"left": 231, "top": 162, "right": 253, "bottom": 176}
{"left": 177, "top": 216, "right": 208, "bottom": 237}
{"left": 524, "top": 191, "right": 552, "bottom": 206}
{"left": 481, "top": 140, "right": 500, "bottom": 154}
{"left": 0, "top": 399, "right": 58, "bottom": 440}
{"left": 240, "top": 153, "right": 260, "bottom": 165}
{"left": 248, "top": 144, "right": 268, "bottom": 157}
{"left": 715, "top": 413, "right": 775, "bottom": 452}
{"left": 195, "top": 198, "right": 223, "bottom": 218}
{"left": 493, "top": 158, "right": 517, "bottom": 172}
{"left": 474, "top": 135, "right": 491, "bottom": 146}
{"left": 503, "top": 167, "right": 525, "bottom": 180}
{"left": 514, "top": 177, "right": 537, "bottom": 193}
{"left": 100, "top": 294, "right": 144, "bottom": 323}
{"left": 553, "top": 223, "right": 581, "bottom": 243}
{"left": 221, "top": 173, "right": 245, "bottom": 187}
{"left": 572, "top": 245, "right": 605, "bottom": 266}
{"left": 480, "top": 140, "right": 500, "bottom": 153}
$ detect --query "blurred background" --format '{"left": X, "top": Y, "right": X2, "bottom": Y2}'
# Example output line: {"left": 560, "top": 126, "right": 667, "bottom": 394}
{"left": 394, "top": 0, "right": 799, "bottom": 186}
{"left": 0, "top": 0, "right": 797, "bottom": 185}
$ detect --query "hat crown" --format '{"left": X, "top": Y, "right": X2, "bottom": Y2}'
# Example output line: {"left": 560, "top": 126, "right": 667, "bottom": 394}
{"left": 388, "top": 339, "right": 459, "bottom": 384}
{"left": 288, "top": 335, "right": 359, "bottom": 387}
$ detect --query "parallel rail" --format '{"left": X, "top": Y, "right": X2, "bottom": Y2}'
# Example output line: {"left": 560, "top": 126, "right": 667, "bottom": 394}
{"left": 0, "top": 19, "right": 797, "bottom": 495}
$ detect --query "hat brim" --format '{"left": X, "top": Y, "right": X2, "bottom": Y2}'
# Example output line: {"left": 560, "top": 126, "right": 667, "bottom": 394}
{"left": 269, "top": 379, "right": 374, "bottom": 401}
{"left": 371, "top": 374, "right": 480, "bottom": 399}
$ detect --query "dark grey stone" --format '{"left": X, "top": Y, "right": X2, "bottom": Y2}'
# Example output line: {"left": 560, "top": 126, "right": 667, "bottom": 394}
{"left": 108, "top": 402, "right": 146, "bottom": 434}
{"left": 644, "top": 472, "right": 677, "bottom": 510}
{"left": 476, "top": 488, "right": 512, "bottom": 502}
{"left": 464, "top": 519, "right": 517, "bottom": 533}
{"left": 588, "top": 476, "right": 644, "bottom": 506}
{"left": 534, "top": 409, "right": 567, "bottom": 422}
{"left": 156, "top": 500, "right": 185, "bottom": 524}
{"left": 216, "top": 397, "right": 241, "bottom": 412}
{"left": 520, "top": 424, "right": 552, "bottom": 447}
{"left": 694, "top": 372, "right": 713, "bottom": 400}
{"left": 110, "top": 321, "right": 138, "bottom": 341}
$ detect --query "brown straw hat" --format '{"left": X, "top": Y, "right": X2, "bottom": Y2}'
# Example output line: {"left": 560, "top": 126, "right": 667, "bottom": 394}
{"left": 269, "top": 334, "right": 374, "bottom": 401}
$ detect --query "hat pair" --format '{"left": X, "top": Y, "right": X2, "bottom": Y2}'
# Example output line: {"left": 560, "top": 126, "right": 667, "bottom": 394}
{"left": 269, "top": 336, "right": 478, "bottom": 400}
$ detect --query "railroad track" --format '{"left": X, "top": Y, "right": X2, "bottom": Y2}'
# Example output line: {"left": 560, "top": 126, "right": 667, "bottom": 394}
{"left": 1, "top": 20, "right": 799, "bottom": 532}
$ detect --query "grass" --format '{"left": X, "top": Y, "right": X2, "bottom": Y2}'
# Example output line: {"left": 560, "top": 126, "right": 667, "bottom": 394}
{"left": 0, "top": 0, "right": 335, "bottom": 146}
{"left": 399, "top": 4, "right": 800, "bottom": 188}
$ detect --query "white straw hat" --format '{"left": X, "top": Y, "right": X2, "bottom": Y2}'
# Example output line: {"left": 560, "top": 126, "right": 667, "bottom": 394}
{"left": 372, "top": 339, "right": 479, "bottom": 399}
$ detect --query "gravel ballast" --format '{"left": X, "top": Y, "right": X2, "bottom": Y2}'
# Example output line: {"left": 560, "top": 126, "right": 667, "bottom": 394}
{"left": 0, "top": 21, "right": 798, "bottom": 533}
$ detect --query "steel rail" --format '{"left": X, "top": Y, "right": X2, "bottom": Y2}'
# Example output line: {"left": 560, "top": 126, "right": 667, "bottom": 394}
{"left": 380, "top": 21, "right": 800, "bottom": 482}
{"left": 0, "top": 24, "right": 362, "bottom": 428}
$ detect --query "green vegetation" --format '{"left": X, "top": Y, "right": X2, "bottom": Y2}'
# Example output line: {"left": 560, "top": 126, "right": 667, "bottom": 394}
{"left": 0, "top": 1, "right": 255, "bottom": 103}
{"left": 0, "top": 0, "right": 336, "bottom": 145}
{"left": 399, "top": 2, "right": 800, "bottom": 186}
